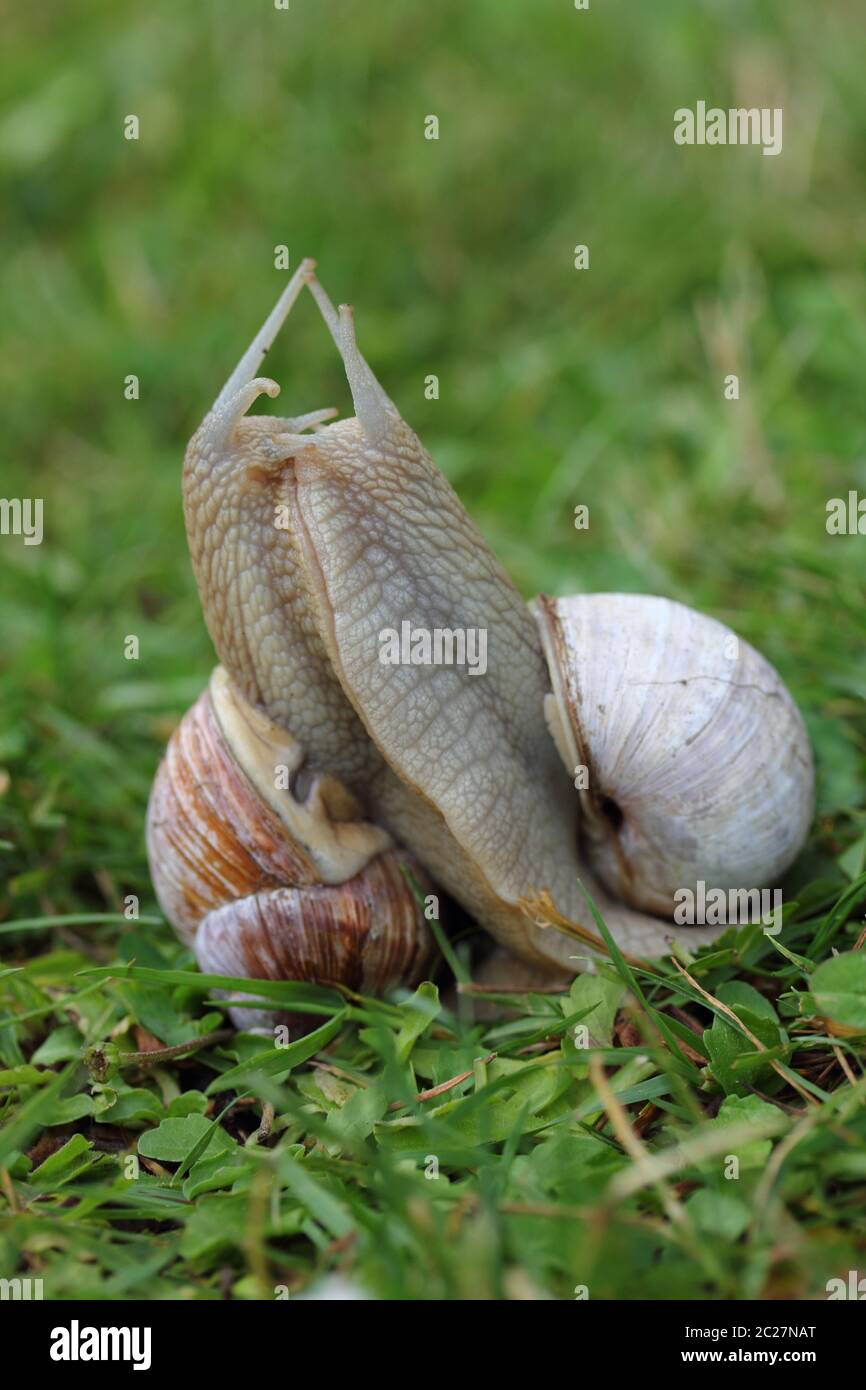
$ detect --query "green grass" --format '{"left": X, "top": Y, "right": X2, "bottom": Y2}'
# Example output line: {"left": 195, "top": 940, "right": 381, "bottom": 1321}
{"left": 1, "top": 0, "right": 865, "bottom": 1300}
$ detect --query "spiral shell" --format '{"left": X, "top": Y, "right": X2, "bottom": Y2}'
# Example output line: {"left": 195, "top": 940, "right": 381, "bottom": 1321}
{"left": 146, "top": 668, "right": 435, "bottom": 1028}
{"left": 535, "top": 592, "right": 814, "bottom": 917}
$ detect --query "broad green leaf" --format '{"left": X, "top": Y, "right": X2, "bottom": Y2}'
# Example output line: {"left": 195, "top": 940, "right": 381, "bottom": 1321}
{"left": 810, "top": 951, "right": 866, "bottom": 1031}
{"left": 703, "top": 1009, "right": 784, "bottom": 1095}
{"left": 166, "top": 1091, "right": 210, "bottom": 1117}
{"left": 717, "top": 981, "right": 778, "bottom": 1021}
{"left": 183, "top": 1149, "right": 253, "bottom": 1199}
{"left": 93, "top": 1084, "right": 163, "bottom": 1127}
{"left": 30, "top": 1025, "right": 83, "bottom": 1065}
{"left": 0, "top": 1065, "right": 50, "bottom": 1087}
{"left": 522, "top": 1130, "right": 626, "bottom": 1202}
{"left": 838, "top": 832, "right": 866, "bottom": 883}
{"left": 46, "top": 1094, "right": 97, "bottom": 1125}
{"left": 137, "top": 1114, "right": 237, "bottom": 1164}
{"left": 566, "top": 972, "right": 626, "bottom": 1045}
{"left": 179, "top": 1196, "right": 250, "bottom": 1265}
{"left": 706, "top": 1095, "right": 782, "bottom": 1168}
{"left": 308, "top": 1067, "right": 358, "bottom": 1108}
{"left": 686, "top": 1188, "right": 751, "bottom": 1240}
{"left": 324, "top": 1083, "right": 388, "bottom": 1147}
{"left": 111, "top": 981, "right": 204, "bottom": 1048}
{"left": 394, "top": 982, "right": 439, "bottom": 1062}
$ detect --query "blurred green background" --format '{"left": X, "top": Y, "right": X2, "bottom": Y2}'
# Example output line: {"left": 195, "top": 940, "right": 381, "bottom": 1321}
{"left": 0, "top": 0, "right": 864, "bottom": 922}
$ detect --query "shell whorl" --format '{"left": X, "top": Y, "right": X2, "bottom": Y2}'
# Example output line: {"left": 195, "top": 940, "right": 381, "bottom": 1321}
{"left": 146, "top": 670, "right": 435, "bottom": 1026}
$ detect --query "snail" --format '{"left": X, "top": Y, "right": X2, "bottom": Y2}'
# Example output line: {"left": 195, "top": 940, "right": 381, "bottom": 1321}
{"left": 146, "top": 259, "right": 814, "bottom": 1024}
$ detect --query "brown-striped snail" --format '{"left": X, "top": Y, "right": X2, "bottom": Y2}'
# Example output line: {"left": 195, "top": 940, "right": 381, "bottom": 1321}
{"left": 146, "top": 260, "right": 814, "bottom": 1026}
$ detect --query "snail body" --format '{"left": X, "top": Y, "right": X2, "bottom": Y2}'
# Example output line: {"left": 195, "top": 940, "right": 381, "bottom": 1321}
{"left": 146, "top": 262, "right": 814, "bottom": 1013}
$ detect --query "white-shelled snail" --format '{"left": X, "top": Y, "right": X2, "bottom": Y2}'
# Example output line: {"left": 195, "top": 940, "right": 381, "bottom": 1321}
{"left": 146, "top": 260, "right": 814, "bottom": 1021}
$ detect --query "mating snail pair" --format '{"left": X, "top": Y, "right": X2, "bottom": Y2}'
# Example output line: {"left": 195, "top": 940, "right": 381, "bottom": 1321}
{"left": 146, "top": 260, "right": 814, "bottom": 1027}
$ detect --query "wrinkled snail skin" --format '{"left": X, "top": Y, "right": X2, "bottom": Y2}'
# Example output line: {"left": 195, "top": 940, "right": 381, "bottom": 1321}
{"left": 181, "top": 281, "right": 381, "bottom": 792}
{"left": 178, "top": 261, "right": 594, "bottom": 973}
{"left": 148, "top": 261, "right": 816, "bottom": 1002}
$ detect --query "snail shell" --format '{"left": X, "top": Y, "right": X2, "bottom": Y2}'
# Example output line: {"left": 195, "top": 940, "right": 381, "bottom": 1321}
{"left": 535, "top": 592, "right": 814, "bottom": 917}
{"left": 146, "top": 667, "right": 434, "bottom": 1030}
